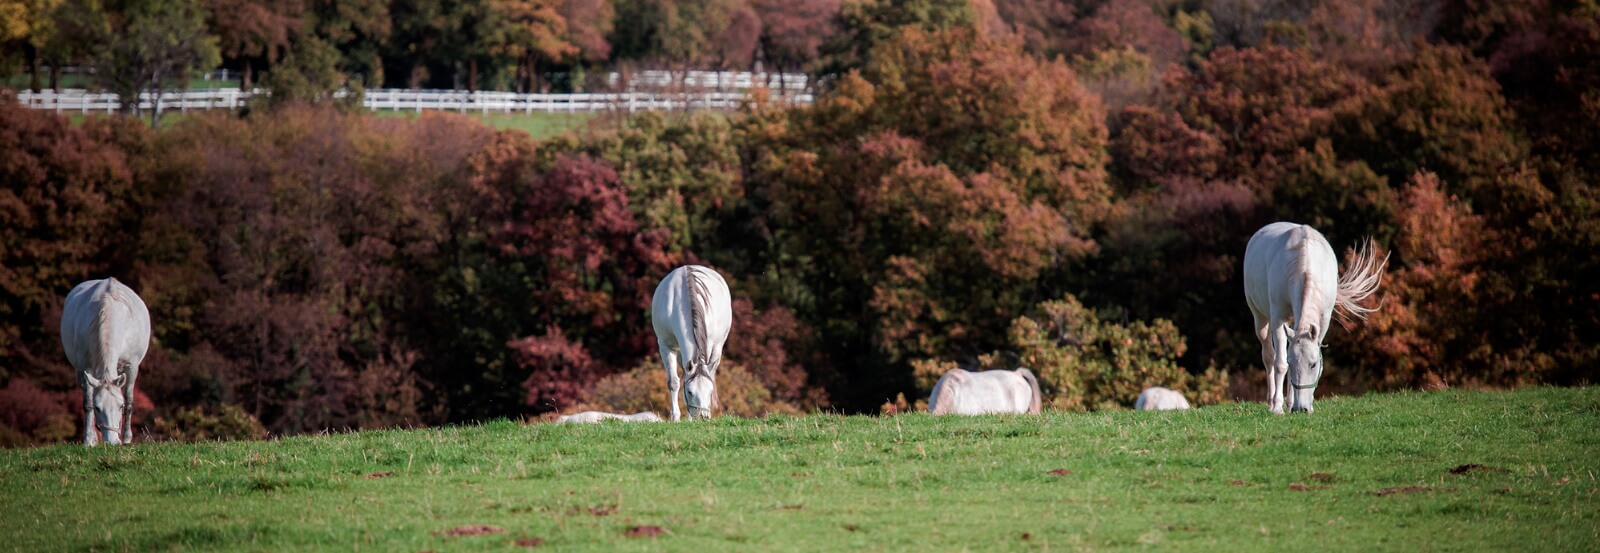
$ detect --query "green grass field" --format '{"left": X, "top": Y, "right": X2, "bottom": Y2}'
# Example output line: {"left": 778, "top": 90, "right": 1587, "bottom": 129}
{"left": 373, "top": 110, "right": 597, "bottom": 141}
{"left": 1, "top": 387, "right": 1595, "bottom": 551}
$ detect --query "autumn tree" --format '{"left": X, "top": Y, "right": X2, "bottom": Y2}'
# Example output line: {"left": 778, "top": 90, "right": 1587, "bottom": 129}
{"left": 818, "top": 0, "right": 975, "bottom": 76}
{"left": 752, "top": 0, "right": 839, "bottom": 73}
{"left": 741, "top": 28, "right": 1110, "bottom": 408}
{"left": 205, "top": 0, "right": 303, "bottom": 88}
{"left": 0, "top": 105, "right": 141, "bottom": 384}
{"left": 480, "top": 0, "right": 578, "bottom": 92}
{"left": 561, "top": 0, "right": 614, "bottom": 62}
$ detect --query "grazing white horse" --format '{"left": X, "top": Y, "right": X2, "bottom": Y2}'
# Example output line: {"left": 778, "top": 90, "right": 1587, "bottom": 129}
{"left": 1135, "top": 387, "right": 1191, "bottom": 410}
{"left": 651, "top": 265, "right": 733, "bottom": 421}
{"left": 60, "top": 278, "right": 151, "bottom": 446}
{"left": 927, "top": 368, "right": 1043, "bottom": 415}
{"left": 1244, "top": 222, "right": 1386, "bottom": 414}
{"left": 556, "top": 411, "right": 663, "bottom": 424}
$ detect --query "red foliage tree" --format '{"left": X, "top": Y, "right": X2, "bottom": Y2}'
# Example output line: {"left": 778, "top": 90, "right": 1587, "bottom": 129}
{"left": 0, "top": 105, "right": 140, "bottom": 383}
{"left": 470, "top": 146, "right": 675, "bottom": 412}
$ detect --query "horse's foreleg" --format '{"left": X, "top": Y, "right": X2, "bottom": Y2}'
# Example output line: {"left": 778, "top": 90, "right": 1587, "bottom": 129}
{"left": 122, "top": 363, "right": 140, "bottom": 444}
{"left": 661, "top": 343, "right": 682, "bottom": 422}
{"left": 1268, "top": 323, "right": 1289, "bottom": 415}
{"left": 81, "top": 384, "right": 98, "bottom": 447}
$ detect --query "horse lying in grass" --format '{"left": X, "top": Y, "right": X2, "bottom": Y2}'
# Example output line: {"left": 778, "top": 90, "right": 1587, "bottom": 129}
{"left": 651, "top": 265, "right": 733, "bottom": 421}
{"left": 61, "top": 278, "right": 151, "bottom": 446}
{"left": 927, "top": 368, "right": 1042, "bottom": 415}
{"left": 556, "top": 411, "right": 664, "bottom": 424}
{"left": 1244, "top": 222, "right": 1386, "bottom": 415}
{"left": 1135, "top": 387, "right": 1191, "bottom": 410}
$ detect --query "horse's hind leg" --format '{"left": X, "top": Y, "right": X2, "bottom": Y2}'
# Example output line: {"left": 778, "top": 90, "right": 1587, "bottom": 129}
{"left": 660, "top": 341, "right": 683, "bottom": 422}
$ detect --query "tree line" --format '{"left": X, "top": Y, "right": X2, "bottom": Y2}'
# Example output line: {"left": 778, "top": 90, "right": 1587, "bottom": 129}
{"left": 2, "top": 0, "right": 1596, "bottom": 444}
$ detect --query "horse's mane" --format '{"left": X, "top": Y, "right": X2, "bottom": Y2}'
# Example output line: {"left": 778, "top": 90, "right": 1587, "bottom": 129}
{"left": 684, "top": 267, "right": 714, "bottom": 366}
{"left": 1291, "top": 227, "right": 1326, "bottom": 329}
{"left": 90, "top": 278, "right": 129, "bottom": 380}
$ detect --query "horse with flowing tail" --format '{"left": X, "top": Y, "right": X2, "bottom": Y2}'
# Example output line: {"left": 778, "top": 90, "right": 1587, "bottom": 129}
{"left": 1244, "top": 222, "right": 1387, "bottom": 414}
{"left": 61, "top": 278, "right": 151, "bottom": 445}
{"left": 651, "top": 265, "right": 733, "bottom": 421}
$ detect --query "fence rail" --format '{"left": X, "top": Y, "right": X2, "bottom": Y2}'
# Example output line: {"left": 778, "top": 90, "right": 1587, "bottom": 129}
{"left": 12, "top": 88, "right": 815, "bottom": 115}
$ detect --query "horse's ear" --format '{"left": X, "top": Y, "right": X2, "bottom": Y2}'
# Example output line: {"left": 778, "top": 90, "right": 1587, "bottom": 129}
{"left": 111, "top": 373, "right": 126, "bottom": 387}
{"left": 84, "top": 374, "right": 101, "bottom": 388}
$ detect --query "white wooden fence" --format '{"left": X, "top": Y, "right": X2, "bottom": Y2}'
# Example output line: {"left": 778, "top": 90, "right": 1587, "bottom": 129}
{"left": 13, "top": 88, "right": 814, "bottom": 115}
{"left": 605, "top": 70, "right": 809, "bottom": 92}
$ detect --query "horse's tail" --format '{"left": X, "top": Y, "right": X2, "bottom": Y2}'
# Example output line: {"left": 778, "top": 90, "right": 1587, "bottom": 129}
{"left": 1016, "top": 368, "right": 1043, "bottom": 414}
{"left": 1334, "top": 238, "right": 1389, "bottom": 328}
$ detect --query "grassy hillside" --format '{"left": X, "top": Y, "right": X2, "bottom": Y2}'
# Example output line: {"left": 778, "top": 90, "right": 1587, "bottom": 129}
{"left": 1, "top": 387, "right": 1596, "bottom": 551}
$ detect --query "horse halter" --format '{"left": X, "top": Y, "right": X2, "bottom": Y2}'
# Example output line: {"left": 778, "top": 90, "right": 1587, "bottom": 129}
{"left": 683, "top": 361, "right": 715, "bottom": 382}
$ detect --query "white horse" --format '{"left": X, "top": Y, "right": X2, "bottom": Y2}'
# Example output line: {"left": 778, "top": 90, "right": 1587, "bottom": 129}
{"left": 651, "top": 265, "right": 733, "bottom": 421}
{"left": 1135, "top": 387, "right": 1191, "bottom": 410}
{"left": 927, "top": 368, "right": 1043, "bottom": 415}
{"left": 60, "top": 278, "right": 151, "bottom": 445}
{"left": 555, "top": 411, "right": 663, "bottom": 424}
{"left": 1244, "top": 222, "right": 1386, "bottom": 414}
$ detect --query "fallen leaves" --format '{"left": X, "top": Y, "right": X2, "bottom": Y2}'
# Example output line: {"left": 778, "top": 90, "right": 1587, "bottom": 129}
{"left": 1047, "top": 469, "right": 1073, "bottom": 476}
{"left": 514, "top": 538, "right": 544, "bottom": 547}
{"left": 1288, "top": 482, "right": 1329, "bottom": 491}
{"left": 363, "top": 472, "right": 394, "bottom": 479}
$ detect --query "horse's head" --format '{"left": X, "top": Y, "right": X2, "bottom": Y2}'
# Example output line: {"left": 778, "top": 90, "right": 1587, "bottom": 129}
{"left": 84, "top": 373, "right": 126, "bottom": 445}
{"left": 682, "top": 363, "right": 717, "bottom": 419}
{"left": 1286, "top": 330, "right": 1323, "bottom": 414}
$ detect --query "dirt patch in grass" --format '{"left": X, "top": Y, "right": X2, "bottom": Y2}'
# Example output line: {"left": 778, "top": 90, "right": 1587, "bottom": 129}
{"left": 1307, "top": 473, "right": 1338, "bottom": 483}
{"left": 1228, "top": 480, "right": 1251, "bottom": 487}
{"left": 1289, "top": 482, "right": 1330, "bottom": 491}
{"left": 1048, "top": 469, "right": 1073, "bottom": 476}
{"left": 581, "top": 504, "right": 617, "bottom": 517}
{"left": 1448, "top": 464, "right": 1508, "bottom": 475}
{"left": 364, "top": 472, "right": 394, "bottom": 479}
{"left": 438, "top": 525, "right": 504, "bottom": 536}
{"left": 624, "top": 525, "right": 664, "bottom": 538}
{"left": 1375, "top": 486, "right": 1432, "bottom": 496}
{"left": 514, "top": 538, "right": 545, "bottom": 547}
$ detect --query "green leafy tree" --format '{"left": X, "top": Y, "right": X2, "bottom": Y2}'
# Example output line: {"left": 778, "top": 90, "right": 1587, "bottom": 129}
{"left": 88, "top": 0, "right": 221, "bottom": 125}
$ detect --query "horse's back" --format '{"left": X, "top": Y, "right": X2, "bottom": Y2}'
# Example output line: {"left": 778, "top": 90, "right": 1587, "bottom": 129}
{"left": 929, "top": 369, "right": 1033, "bottom": 415}
{"left": 1244, "top": 223, "right": 1337, "bottom": 317}
{"left": 1136, "top": 387, "right": 1191, "bottom": 410}
{"left": 651, "top": 265, "right": 732, "bottom": 345}
{"left": 61, "top": 278, "right": 151, "bottom": 373}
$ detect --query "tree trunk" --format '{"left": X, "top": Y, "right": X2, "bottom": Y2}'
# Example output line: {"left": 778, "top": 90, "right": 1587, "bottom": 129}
{"left": 525, "top": 54, "right": 537, "bottom": 94}
{"left": 49, "top": 65, "right": 60, "bottom": 92}
{"left": 243, "top": 60, "right": 254, "bottom": 89}
{"left": 150, "top": 69, "right": 163, "bottom": 128}
{"left": 24, "top": 44, "right": 41, "bottom": 93}
{"left": 468, "top": 58, "right": 478, "bottom": 93}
